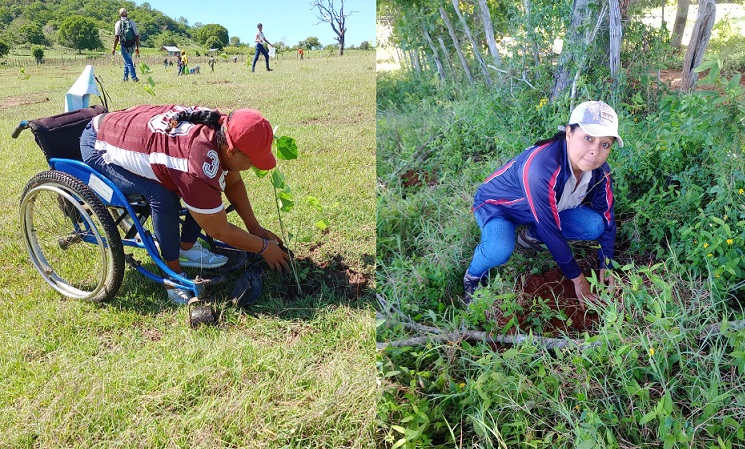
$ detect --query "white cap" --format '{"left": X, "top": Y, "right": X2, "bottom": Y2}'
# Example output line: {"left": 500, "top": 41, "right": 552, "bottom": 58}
{"left": 569, "top": 100, "right": 624, "bottom": 147}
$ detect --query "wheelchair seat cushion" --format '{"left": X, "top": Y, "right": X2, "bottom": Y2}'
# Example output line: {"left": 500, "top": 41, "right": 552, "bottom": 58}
{"left": 29, "top": 105, "right": 107, "bottom": 162}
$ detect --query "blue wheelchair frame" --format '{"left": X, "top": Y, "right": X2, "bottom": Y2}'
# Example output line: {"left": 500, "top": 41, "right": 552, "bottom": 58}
{"left": 48, "top": 157, "right": 206, "bottom": 299}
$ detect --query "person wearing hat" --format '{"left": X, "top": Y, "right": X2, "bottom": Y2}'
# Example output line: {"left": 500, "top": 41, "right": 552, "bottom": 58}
{"left": 463, "top": 100, "right": 623, "bottom": 307}
{"left": 112, "top": 8, "right": 140, "bottom": 82}
{"left": 79, "top": 105, "right": 291, "bottom": 303}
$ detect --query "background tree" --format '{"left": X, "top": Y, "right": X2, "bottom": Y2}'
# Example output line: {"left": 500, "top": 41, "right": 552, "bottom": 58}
{"left": 17, "top": 22, "right": 46, "bottom": 46}
{"left": 311, "top": 0, "right": 356, "bottom": 56}
{"left": 298, "top": 36, "right": 322, "bottom": 50}
{"left": 57, "top": 15, "right": 102, "bottom": 54}
{"left": 230, "top": 36, "right": 241, "bottom": 47}
{"left": 32, "top": 46, "right": 44, "bottom": 64}
{"left": 205, "top": 35, "right": 224, "bottom": 51}
{"left": 0, "top": 39, "right": 9, "bottom": 58}
{"left": 197, "top": 23, "right": 228, "bottom": 47}
{"left": 359, "top": 40, "right": 372, "bottom": 50}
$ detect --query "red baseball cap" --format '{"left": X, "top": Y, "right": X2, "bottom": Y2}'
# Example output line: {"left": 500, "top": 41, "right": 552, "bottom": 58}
{"left": 224, "top": 109, "right": 276, "bottom": 170}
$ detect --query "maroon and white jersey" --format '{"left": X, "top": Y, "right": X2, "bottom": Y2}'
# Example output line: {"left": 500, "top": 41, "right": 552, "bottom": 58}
{"left": 94, "top": 105, "right": 227, "bottom": 214}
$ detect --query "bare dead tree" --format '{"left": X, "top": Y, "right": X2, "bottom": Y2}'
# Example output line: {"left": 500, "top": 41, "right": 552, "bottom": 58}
{"left": 609, "top": 0, "right": 622, "bottom": 84}
{"left": 681, "top": 0, "right": 716, "bottom": 92}
{"left": 310, "top": 0, "right": 356, "bottom": 56}
{"left": 450, "top": 0, "right": 492, "bottom": 86}
{"left": 478, "top": 0, "right": 501, "bottom": 69}
{"left": 440, "top": 6, "right": 475, "bottom": 85}
{"left": 422, "top": 26, "right": 446, "bottom": 82}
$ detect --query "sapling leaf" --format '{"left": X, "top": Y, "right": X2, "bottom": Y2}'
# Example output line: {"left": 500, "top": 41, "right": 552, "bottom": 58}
{"left": 314, "top": 218, "right": 329, "bottom": 230}
{"left": 279, "top": 197, "right": 294, "bottom": 212}
{"left": 252, "top": 167, "right": 269, "bottom": 178}
{"left": 143, "top": 85, "right": 156, "bottom": 96}
{"left": 271, "top": 170, "right": 286, "bottom": 189}
{"left": 276, "top": 136, "right": 298, "bottom": 160}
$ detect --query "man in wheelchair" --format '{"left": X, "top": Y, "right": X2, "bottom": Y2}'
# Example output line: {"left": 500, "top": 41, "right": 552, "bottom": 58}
{"left": 79, "top": 105, "right": 291, "bottom": 303}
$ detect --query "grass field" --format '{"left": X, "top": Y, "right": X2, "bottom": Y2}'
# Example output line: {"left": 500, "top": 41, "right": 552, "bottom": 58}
{"left": 0, "top": 50, "right": 376, "bottom": 448}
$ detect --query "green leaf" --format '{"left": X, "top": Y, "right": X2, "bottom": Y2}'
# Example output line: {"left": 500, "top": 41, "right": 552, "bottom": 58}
{"left": 271, "top": 170, "right": 286, "bottom": 189}
{"left": 279, "top": 197, "right": 294, "bottom": 212}
{"left": 306, "top": 195, "right": 323, "bottom": 211}
{"left": 639, "top": 410, "right": 657, "bottom": 425}
{"left": 252, "top": 167, "right": 269, "bottom": 178}
{"left": 276, "top": 136, "right": 298, "bottom": 160}
{"left": 143, "top": 85, "right": 156, "bottom": 96}
{"left": 315, "top": 218, "right": 329, "bottom": 230}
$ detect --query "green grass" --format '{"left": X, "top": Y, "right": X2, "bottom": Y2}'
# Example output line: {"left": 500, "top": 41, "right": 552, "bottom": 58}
{"left": 0, "top": 51, "right": 376, "bottom": 448}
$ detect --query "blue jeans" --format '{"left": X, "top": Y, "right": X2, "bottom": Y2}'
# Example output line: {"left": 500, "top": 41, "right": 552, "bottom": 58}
{"left": 252, "top": 44, "right": 270, "bottom": 71}
{"left": 466, "top": 206, "right": 604, "bottom": 278}
{"left": 80, "top": 122, "right": 201, "bottom": 262}
{"left": 120, "top": 47, "right": 138, "bottom": 81}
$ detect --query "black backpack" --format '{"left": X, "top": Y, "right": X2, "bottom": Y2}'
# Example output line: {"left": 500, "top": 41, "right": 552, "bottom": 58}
{"left": 119, "top": 18, "right": 136, "bottom": 48}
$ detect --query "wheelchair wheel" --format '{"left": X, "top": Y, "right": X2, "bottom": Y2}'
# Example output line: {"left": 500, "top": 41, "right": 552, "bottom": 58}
{"left": 20, "top": 170, "right": 125, "bottom": 302}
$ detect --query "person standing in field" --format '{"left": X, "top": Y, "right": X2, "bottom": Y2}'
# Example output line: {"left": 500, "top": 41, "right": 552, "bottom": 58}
{"left": 112, "top": 8, "right": 140, "bottom": 82}
{"left": 252, "top": 23, "right": 273, "bottom": 72}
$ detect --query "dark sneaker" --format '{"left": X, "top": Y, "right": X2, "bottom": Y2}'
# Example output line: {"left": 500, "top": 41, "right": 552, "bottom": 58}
{"left": 462, "top": 272, "right": 483, "bottom": 305}
{"left": 517, "top": 227, "right": 546, "bottom": 251}
{"left": 133, "top": 78, "right": 139, "bottom": 82}
{"left": 267, "top": 68, "right": 273, "bottom": 71}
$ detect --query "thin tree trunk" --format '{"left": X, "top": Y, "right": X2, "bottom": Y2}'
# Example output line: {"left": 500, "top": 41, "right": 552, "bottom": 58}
{"left": 422, "top": 26, "right": 446, "bottom": 82}
{"left": 551, "top": 0, "right": 592, "bottom": 100}
{"left": 609, "top": 0, "right": 622, "bottom": 84}
{"left": 523, "top": 0, "right": 540, "bottom": 67}
{"left": 412, "top": 49, "right": 422, "bottom": 74}
{"left": 681, "top": 0, "right": 716, "bottom": 92}
{"left": 478, "top": 0, "right": 501, "bottom": 69}
{"left": 440, "top": 6, "right": 475, "bottom": 85}
{"left": 438, "top": 36, "right": 456, "bottom": 79}
{"left": 450, "top": 0, "right": 492, "bottom": 86}
{"left": 670, "top": 0, "right": 691, "bottom": 48}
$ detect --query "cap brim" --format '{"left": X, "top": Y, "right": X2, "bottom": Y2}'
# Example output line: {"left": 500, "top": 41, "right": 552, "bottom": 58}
{"left": 249, "top": 151, "right": 277, "bottom": 170}
{"left": 578, "top": 123, "right": 624, "bottom": 147}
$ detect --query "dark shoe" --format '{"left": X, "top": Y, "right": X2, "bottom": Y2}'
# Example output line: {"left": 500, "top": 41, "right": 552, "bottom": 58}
{"left": 132, "top": 78, "right": 139, "bottom": 82}
{"left": 267, "top": 68, "right": 273, "bottom": 71}
{"left": 462, "top": 272, "right": 483, "bottom": 305}
{"left": 517, "top": 227, "right": 545, "bottom": 251}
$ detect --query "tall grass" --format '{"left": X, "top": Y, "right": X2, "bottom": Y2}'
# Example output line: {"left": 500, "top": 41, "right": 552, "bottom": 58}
{"left": 0, "top": 51, "right": 376, "bottom": 448}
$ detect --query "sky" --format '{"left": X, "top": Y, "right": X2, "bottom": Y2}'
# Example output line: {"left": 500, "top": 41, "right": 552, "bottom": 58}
{"left": 138, "top": 0, "right": 377, "bottom": 47}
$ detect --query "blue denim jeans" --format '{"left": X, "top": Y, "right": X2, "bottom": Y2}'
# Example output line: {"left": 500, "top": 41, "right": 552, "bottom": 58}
{"left": 80, "top": 122, "right": 201, "bottom": 262}
{"left": 466, "top": 206, "right": 604, "bottom": 278}
{"left": 252, "top": 44, "right": 270, "bottom": 71}
{"left": 120, "top": 47, "right": 138, "bottom": 81}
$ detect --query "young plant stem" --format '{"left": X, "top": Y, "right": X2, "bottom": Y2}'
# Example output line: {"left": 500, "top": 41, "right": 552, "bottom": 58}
{"left": 273, "top": 186, "right": 302, "bottom": 294}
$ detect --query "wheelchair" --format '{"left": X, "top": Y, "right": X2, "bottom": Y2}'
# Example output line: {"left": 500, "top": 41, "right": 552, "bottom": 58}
{"left": 12, "top": 105, "right": 263, "bottom": 326}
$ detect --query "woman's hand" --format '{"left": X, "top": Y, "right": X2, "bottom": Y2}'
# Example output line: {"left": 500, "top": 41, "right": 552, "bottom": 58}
{"left": 261, "top": 240, "right": 291, "bottom": 273}
{"left": 571, "top": 273, "right": 600, "bottom": 310}
{"left": 599, "top": 269, "right": 616, "bottom": 289}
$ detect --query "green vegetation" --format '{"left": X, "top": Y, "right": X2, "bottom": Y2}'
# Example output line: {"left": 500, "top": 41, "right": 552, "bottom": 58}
{"left": 0, "top": 51, "right": 375, "bottom": 448}
{"left": 377, "top": 2, "right": 745, "bottom": 448}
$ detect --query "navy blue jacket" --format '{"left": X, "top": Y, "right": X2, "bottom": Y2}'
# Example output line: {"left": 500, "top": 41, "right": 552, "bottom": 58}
{"left": 472, "top": 138, "right": 616, "bottom": 279}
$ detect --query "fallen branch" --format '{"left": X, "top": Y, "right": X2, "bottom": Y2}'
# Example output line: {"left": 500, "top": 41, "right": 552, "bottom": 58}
{"left": 377, "top": 312, "right": 600, "bottom": 351}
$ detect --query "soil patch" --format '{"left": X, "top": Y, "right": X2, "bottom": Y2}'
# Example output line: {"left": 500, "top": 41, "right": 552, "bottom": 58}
{"left": 280, "top": 254, "right": 372, "bottom": 301}
{"left": 488, "top": 267, "right": 604, "bottom": 338}
{"left": 0, "top": 94, "right": 50, "bottom": 111}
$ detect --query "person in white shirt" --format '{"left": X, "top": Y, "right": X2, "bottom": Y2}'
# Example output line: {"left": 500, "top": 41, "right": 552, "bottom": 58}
{"left": 252, "top": 23, "right": 274, "bottom": 72}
